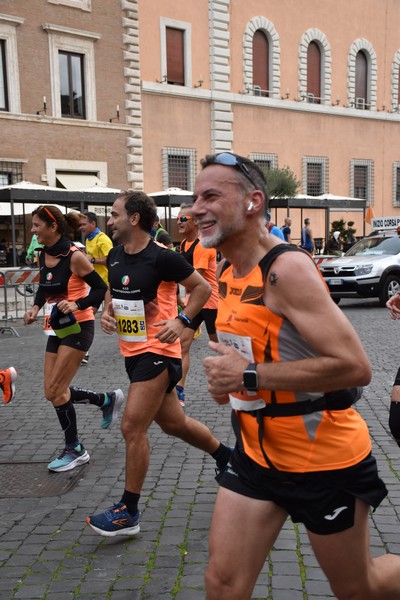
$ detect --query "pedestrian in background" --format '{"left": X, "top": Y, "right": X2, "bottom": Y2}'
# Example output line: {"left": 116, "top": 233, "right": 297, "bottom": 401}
{"left": 80, "top": 211, "right": 113, "bottom": 286}
{"left": 280, "top": 217, "right": 292, "bottom": 242}
{"left": 300, "top": 217, "right": 315, "bottom": 254}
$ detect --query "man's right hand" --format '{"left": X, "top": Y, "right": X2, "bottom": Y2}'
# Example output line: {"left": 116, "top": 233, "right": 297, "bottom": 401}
{"left": 100, "top": 303, "right": 117, "bottom": 334}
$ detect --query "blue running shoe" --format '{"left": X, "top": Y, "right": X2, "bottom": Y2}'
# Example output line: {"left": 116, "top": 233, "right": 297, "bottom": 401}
{"left": 86, "top": 503, "right": 141, "bottom": 537}
{"left": 176, "top": 385, "right": 185, "bottom": 407}
{"left": 101, "top": 389, "right": 124, "bottom": 429}
{"left": 48, "top": 444, "right": 90, "bottom": 472}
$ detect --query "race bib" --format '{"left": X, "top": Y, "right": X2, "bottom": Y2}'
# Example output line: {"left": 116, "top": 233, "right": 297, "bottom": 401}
{"left": 113, "top": 299, "right": 147, "bottom": 342}
{"left": 43, "top": 302, "right": 56, "bottom": 336}
{"left": 217, "top": 331, "right": 266, "bottom": 411}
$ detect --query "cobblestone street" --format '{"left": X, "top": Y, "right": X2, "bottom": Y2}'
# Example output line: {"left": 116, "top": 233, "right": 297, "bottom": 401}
{"left": 0, "top": 298, "right": 399, "bottom": 599}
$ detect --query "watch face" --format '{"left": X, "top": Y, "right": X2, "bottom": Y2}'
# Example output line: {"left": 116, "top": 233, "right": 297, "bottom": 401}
{"left": 243, "top": 369, "right": 257, "bottom": 390}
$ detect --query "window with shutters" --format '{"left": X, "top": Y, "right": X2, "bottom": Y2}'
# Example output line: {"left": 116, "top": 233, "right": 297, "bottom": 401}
{"left": 166, "top": 27, "right": 185, "bottom": 86}
{"left": 162, "top": 147, "right": 196, "bottom": 191}
{"left": 160, "top": 18, "right": 191, "bottom": 87}
{"left": 350, "top": 159, "right": 374, "bottom": 204}
{"left": 393, "top": 163, "right": 400, "bottom": 207}
{"left": 252, "top": 30, "right": 269, "bottom": 96}
{"left": 302, "top": 157, "right": 328, "bottom": 196}
{"left": 306, "top": 41, "right": 321, "bottom": 103}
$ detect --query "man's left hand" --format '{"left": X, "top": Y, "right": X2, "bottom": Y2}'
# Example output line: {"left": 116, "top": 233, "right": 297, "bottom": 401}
{"left": 154, "top": 318, "right": 185, "bottom": 343}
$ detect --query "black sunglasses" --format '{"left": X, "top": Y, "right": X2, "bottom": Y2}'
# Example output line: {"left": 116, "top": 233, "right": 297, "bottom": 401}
{"left": 214, "top": 152, "right": 258, "bottom": 189}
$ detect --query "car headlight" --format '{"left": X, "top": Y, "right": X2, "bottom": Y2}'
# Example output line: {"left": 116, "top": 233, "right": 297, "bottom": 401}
{"left": 354, "top": 264, "right": 373, "bottom": 276}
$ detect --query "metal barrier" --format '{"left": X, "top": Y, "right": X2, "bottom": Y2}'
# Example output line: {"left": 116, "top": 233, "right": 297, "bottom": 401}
{"left": 0, "top": 268, "right": 40, "bottom": 336}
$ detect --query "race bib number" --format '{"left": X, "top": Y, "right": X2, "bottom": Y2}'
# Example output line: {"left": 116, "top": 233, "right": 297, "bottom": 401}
{"left": 217, "top": 331, "right": 266, "bottom": 411}
{"left": 113, "top": 299, "right": 147, "bottom": 342}
{"left": 43, "top": 302, "right": 56, "bottom": 336}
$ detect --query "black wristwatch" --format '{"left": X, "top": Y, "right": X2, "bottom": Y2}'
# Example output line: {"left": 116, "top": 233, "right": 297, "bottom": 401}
{"left": 243, "top": 362, "right": 258, "bottom": 392}
{"left": 90, "top": 257, "right": 96, "bottom": 264}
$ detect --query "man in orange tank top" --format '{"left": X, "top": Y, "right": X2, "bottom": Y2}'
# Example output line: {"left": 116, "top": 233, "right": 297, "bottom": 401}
{"left": 191, "top": 152, "right": 400, "bottom": 600}
{"left": 176, "top": 202, "right": 219, "bottom": 406}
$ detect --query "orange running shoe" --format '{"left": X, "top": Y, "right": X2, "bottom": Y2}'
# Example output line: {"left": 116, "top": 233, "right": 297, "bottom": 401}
{"left": 0, "top": 367, "right": 17, "bottom": 403}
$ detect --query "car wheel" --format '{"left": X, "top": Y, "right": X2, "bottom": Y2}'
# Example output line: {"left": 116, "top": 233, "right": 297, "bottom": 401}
{"left": 331, "top": 297, "right": 341, "bottom": 305}
{"left": 378, "top": 275, "right": 400, "bottom": 306}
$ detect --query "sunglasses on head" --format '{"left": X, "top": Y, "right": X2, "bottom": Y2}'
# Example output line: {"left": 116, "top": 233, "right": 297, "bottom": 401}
{"left": 214, "top": 152, "right": 258, "bottom": 189}
{"left": 177, "top": 215, "right": 193, "bottom": 223}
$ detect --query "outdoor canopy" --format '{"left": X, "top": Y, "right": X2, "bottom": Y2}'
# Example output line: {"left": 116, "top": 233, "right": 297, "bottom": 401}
{"left": 0, "top": 181, "right": 121, "bottom": 266}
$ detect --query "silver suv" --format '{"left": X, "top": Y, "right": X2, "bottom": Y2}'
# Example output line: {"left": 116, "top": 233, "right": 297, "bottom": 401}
{"left": 318, "top": 231, "right": 400, "bottom": 305}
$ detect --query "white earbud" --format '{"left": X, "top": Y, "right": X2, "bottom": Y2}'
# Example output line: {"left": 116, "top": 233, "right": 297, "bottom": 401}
{"left": 247, "top": 202, "right": 254, "bottom": 212}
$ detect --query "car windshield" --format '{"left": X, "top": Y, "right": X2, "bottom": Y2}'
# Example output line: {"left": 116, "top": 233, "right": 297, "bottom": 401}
{"left": 345, "top": 235, "right": 400, "bottom": 257}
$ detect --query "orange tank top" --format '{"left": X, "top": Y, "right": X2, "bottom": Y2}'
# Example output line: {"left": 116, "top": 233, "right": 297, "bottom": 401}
{"left": 216, "top": 249, "right": 371, "bottom": 472}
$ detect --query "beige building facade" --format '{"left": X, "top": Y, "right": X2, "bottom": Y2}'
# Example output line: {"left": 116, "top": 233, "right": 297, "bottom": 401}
{"left": 1, "top": 0, "right": 400, "bottom": 244}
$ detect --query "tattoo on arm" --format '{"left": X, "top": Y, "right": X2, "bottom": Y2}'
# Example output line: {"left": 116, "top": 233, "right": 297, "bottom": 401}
{"left": 270, "top": 271, "right": 278, "bottom": 286}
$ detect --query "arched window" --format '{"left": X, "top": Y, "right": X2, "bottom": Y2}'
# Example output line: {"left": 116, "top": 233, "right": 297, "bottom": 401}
{"left": 307, "top": 41, "right": 321, "bottom": 103}
{"left": 348, "top": 39, "right": 376, "bottom": 110}
{"left": 355, "top": 50, "right": 368, "bottom": 109}
{"left": 252, "top": 30, "right": 269, "bottom": 96}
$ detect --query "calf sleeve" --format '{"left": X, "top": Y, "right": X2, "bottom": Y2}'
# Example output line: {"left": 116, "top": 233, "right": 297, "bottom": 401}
{"left": 389, "top": 400, "right": 400, "bottom": 446}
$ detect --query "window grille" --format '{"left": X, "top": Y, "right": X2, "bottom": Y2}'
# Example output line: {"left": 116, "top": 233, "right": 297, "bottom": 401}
{"left": 302, "top": 157, "right": 328, "bottom": 196}
{"left": 250, "top": 153, "right": 278, "bottom": 175}
{"left": 350, "top": 159, "right": 374, "bottom": 205}
{"left": 393, "top": 163, "right": 400, "bottom": 207}
{"left": 162, "top": 147, "right": 196, "bottom": 191}
{"left": 0, "top": 161, "right": 23, "bottom": 185}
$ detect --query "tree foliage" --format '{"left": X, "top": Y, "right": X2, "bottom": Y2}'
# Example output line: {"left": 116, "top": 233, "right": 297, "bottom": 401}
{"left": 264, "top": 166, "right": 300, "bottom": 199}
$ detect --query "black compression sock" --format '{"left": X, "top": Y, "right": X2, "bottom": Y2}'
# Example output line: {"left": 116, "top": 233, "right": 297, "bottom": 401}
{"left": 389, "top": 401, "right": 400, "bottom": 447}
{"left": 69, "top": 386, "right": 106, "bottom": 408}
{"left": 121, "top": 490, "right": 140, "bottom": 516}
{"left": 55, "top": 400, "right": 78, "bottom": 446}
{"left": 211, "top": 443, "right": 232, "bottom": 468}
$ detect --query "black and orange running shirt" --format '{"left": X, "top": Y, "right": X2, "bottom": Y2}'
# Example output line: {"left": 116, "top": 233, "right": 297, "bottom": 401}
{"left": 107, "top": 240, "right": 194, "bottom": 358}
{"left": 216, "top": 250, "right": 371, "bottom": 473}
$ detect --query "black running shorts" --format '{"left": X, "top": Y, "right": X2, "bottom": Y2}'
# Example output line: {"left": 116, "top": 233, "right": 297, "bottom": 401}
{"left": 45, "top": 320, "right": 94, "bottom": 354}
{"left": 217, "top": 448, "right": 387, "bottom": 535}
{"left": 124, "top": 352, "right": 182, "bottom": 393}
{"left": 188, "top": 308, "right": 217, "bottom": 334}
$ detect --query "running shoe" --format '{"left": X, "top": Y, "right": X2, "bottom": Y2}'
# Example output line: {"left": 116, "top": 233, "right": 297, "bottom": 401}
{"left": 101, "top": 389, "right": 124, "bottom": 429}
{"left": 86, "top": 502, "right": 141, "bottom": 537}
{"left": 176, "top": 385, "right": 185, "bottom": 407}
{"left": 47, "top": 444, "right": 90, "bottom": 472}
{"left": 81, "top": 352, "right": 90, "bottom": 366}
{"left": 0, "top": 367, "right": 17, "bottom": 404}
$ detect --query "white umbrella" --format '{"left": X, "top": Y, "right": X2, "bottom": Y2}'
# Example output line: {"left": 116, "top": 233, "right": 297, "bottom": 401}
{"left": 148, "top": 188, "right": 194, "bottom": 232}
{"left": 0, "top": 202, "right": 74, "bottom": 216}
